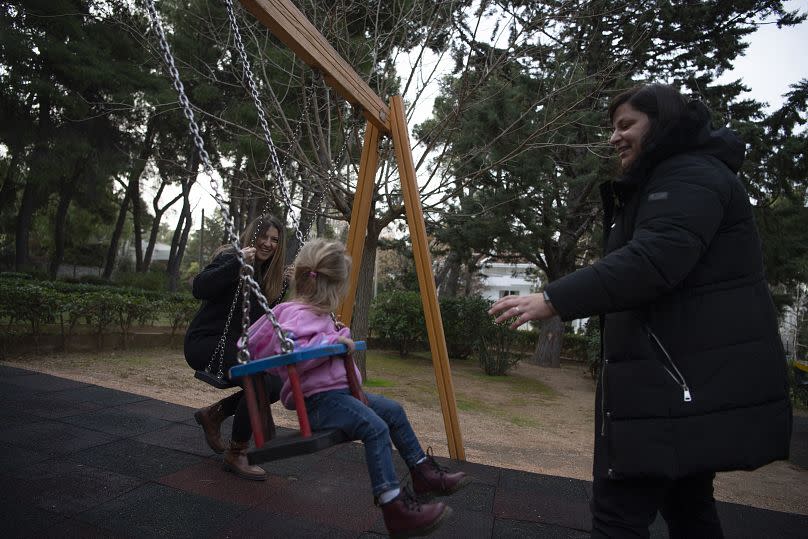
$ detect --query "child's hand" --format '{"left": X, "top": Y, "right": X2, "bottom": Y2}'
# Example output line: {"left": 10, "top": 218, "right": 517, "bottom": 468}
{"left": 336, "top": 335, "right": 355, "bottom": 352}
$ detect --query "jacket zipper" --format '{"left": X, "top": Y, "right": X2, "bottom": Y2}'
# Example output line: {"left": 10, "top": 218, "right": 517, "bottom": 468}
{"left": 646, "top": 326, "right": 693, "bottom": 402}
{"left": 600, "top": 326, "right": 608, "bottom": 436}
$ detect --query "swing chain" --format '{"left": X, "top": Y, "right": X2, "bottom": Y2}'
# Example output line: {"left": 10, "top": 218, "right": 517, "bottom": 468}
{"left": 145, "top": 0, "right": 293, "bottom": 356}
{"left": 206, "top": 278, "right": 242, "bottom": 378}
{"left": 223, "top": 0, "right": 305, "bottom": 249}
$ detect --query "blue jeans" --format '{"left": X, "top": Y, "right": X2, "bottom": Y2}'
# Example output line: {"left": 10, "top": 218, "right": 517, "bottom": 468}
{"left": 305, "top": 390, "right": 425, "bottom": 497}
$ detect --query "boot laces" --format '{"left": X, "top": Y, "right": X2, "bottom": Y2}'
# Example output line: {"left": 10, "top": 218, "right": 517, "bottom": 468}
{"left": 399, "top": 486, "right": 422, "bottom": 512}
{"left": 424, "top": 446, "right": 448, "bottom": 475}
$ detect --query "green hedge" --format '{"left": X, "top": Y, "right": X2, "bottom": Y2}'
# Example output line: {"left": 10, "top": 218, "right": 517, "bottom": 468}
{"left": 369, "top": 292, "right": 527, "bottom": 375}
{"left": 0, "top": 275, "right": 198, "bottom": 348}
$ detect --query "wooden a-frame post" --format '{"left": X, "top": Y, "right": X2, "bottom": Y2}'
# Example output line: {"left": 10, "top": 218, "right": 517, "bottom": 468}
{"left": 239, "top": 0, "right": 465, "bottom": 460}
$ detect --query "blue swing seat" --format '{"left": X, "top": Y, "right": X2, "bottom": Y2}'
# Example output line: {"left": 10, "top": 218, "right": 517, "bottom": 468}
{"left": 228, "top": 341, "right": 367, "bottom": 379}
{"left": 228, "top": 341, "right": 367, "bottom": 464}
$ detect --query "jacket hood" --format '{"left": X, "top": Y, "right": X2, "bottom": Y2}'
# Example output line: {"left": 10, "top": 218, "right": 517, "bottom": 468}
{"left": 621, "top": 100, "right": 745, "bottom": 185}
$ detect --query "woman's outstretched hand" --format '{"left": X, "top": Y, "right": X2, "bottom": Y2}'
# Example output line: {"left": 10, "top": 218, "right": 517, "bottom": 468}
{"left": 488, "top": 293, "right": 557, "bottom": 330}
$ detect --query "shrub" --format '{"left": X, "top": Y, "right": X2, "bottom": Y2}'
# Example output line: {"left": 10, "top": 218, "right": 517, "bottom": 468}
{"left": 369, "top": 290, "right": 426, "bottom": 357}
{"left": 476, "top": 319, "right": 522, "bottom": 376}
{"left": 439, "top": 295, "right": 491, "bottom": 359}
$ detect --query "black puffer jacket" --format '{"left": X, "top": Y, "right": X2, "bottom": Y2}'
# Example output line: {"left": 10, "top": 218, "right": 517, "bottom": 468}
{"left": 545, "top": 102, "right": 791, "bottom": 480}
{"left": 184, "top": 250, "right": 282, "bottom": 371}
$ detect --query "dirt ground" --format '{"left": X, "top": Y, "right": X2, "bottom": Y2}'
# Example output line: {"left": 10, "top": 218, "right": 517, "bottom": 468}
{"left": 3, "top": 350, "right": 806, "bottom": 516}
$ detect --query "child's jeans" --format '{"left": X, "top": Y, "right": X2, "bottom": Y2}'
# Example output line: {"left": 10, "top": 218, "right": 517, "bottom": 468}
{"left": 305, "top": 389, "right": 425, "bottom": 497}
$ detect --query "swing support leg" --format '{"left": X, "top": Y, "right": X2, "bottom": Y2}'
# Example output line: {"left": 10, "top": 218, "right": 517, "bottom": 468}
{"left": 243, "top": 376, "right": 266, "bottom": 448}
{"left": 287, "top": 364, "right": 311, "bottom": 437}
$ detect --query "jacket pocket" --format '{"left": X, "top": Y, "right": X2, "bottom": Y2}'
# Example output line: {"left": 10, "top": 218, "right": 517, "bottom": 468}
{"left": 646, "top": 326, "right": 693, "bottom": 403}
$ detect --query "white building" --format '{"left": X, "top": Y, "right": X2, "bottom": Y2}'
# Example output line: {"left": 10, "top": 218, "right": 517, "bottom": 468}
{"left": 479, "top": 259, "right": 538, "bottom": 302}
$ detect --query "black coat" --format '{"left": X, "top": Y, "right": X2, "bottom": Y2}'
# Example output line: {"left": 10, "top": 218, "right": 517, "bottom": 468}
{"left": 184, "top": 250, "right": 282, "bottom": 372}
{"left": 545, "top": 102, "right": 791, "bottom": 480}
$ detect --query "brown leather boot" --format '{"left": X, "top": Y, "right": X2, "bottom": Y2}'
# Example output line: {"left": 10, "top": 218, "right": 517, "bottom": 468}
{"left": 381, "top": 488, "right": 451, "bottom": 538}
{"left": 193, "top": 400, "right": 228, "bottom": 454}
{"left": 223, "top": 440, "right": 267, "bottom": 481}
{"left": 411, "top": 449, "right": 470, "bottom": 497}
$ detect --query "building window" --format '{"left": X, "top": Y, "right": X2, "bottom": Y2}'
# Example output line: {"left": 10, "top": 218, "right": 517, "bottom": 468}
{"left": 499, "top": 290, "right": 519, "bottom": 298}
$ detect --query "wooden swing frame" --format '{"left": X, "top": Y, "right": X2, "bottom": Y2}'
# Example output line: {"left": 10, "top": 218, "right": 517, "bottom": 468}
{"left": 238, "top": 0, "right": 464, "bottom": 460}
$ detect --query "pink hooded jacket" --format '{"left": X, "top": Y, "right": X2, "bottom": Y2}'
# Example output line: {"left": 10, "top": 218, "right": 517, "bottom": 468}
{"left": 246, "top": 301, "right": 361, "bottom": 410}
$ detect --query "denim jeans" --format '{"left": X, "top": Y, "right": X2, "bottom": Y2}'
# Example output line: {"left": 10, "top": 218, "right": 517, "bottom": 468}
{"left": 305, "top": 389, "right": 425, "bottom": 497}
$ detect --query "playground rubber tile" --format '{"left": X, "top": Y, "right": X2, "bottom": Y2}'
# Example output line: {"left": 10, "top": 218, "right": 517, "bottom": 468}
{"left": 34, "top": 518, "right": 122, "bottom": 539}
{"left": 492, "top": 518, "right": 589, "bottom": 538}
{"left": 0, "top": 441, "right": 53, "bottom": 474}
{"left": 717, "top": 501, "right": 808, "bottom": 539}
{"left": 253, "top": 477, "right": 379, "bottom": 532}
{"left": 0, "top": 491, "right": 68, "bottom": 538}
{"left": 0, "top": 419, "right": 118, "bottom": 456}
{"left": 434, "top": 481, "right": 496, "bottom": 514}
{"left": 58, "top": 406, "right": 172, "bottom": 437}
{"left": 216, "top": 506, "right": 355, "bottom": 539}
{"left": 302, "top": 454, "right": 372, "bottom": 488}
{"left": 4, "top": 458, "right": 144, "bottom": 516}
{"left": 0, "top": 405, "right": 45, "bottom": 428}
{"left": 135, "top": 421, "right": 219, "bottom": 457}
{"left": 443, "top": 458, "right": 501, "bottom": 487}
{"left": 68, "top": 438, "right": 205, "bottom": 481}
{"left": 260, "top": 447, "right": 332, "bottom": 479}
{"left": 6, "top": 393, "right": 107, "bottom": 420}
{"left": 48, "top": 384, "right": 149, "bottom": 406}
{"left": 75, "top": 482, "right": 245, "bottom": 539}
{"left": 0, "top": 379, "right": 47, "bottom": 402}
{"left": 2, "top": 372, "right": 89, "bottom": 393}
{"left": 494, "top": 482, "right": 592, "bottom": 530}
{"left": 118, "top": 398, "right": 196, "bottom": 422}
{"left": 432, "top": 507, "right": 494, "bottom": 539}
{"left": 0, "top": 364, "right": 34, "bottom": 377}
{"left": 498, "top": 468, "right": 590, "bottom": 500}
{"left": 158, "top": 459, "right": 281, "bottom": 507}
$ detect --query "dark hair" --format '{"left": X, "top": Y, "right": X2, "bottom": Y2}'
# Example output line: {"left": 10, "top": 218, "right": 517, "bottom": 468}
{"left": 608, "top": 84, "right": 690, "bottom": 163}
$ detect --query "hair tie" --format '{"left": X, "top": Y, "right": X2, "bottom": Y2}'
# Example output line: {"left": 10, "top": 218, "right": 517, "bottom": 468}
{"left": 308, "top": 271, "right": 318, "bottom": 279}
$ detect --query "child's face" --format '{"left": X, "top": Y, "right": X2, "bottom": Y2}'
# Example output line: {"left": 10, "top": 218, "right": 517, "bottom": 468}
{"left": 255, "top": 226, "right": 280, "bottom": 263}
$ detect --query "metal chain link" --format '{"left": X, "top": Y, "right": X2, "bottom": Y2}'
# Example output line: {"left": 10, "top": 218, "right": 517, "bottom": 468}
{"left": 223, "top": 0, "right": 305, "bottom": 248}
{"left": 145, "top": 0, "right": 294, "bottom": 356}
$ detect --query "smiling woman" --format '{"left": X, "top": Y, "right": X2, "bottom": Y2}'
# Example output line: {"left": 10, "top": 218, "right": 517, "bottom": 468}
{"left": 183, "top": 214, "right": 288, "bottom": 481}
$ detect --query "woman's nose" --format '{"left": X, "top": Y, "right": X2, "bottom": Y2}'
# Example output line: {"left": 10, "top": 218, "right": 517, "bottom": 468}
{"left": 609, "top": 129, "right": 619, "bottom": 145}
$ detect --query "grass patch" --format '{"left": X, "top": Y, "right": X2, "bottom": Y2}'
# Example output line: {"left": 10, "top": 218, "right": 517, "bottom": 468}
{"left": 509, "top": 415, "right": 540, "bottom": 428}
{"left": 364, "top": 378, "right": 395, "bottom": 388}
{"left": 467, "top": 369, "right": 555, "bottom": 397}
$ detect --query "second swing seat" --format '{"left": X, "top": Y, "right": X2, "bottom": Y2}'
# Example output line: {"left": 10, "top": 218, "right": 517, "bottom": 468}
{"left": 229, "top": 341, "right": 367, "bottom": 464}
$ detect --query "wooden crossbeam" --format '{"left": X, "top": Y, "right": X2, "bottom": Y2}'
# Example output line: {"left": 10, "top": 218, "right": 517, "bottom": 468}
{"left": 239, "top": 0, "right": 391, "bottom": 132}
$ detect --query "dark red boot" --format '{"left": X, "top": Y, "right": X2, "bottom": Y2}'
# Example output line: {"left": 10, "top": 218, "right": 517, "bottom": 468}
{"left": 411, "top": 449, "right": 470, "bottom": 497}
{"left": 381, "top": 488, "right": 452, "bottom": 538}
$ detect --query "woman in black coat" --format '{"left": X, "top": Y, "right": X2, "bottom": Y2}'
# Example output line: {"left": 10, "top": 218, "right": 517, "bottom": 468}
{"left": 185, "top": 214, "right": 286, "bottom": 481}
{"left": 490, "top": 84, "right": 791, "bottom": 538}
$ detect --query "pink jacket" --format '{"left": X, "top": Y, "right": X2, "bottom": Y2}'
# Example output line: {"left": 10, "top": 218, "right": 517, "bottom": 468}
{"left": 247, "top": 301, "right": 361, "bottom": 410}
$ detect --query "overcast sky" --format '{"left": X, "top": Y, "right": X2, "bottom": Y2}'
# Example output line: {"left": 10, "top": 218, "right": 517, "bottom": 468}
{"left": 179, "top": 2, "right": 808, "bottom": 227}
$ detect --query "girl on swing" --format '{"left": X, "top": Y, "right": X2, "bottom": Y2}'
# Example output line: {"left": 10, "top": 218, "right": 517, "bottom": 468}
{"left": 248, "top": 238, "right": 469, "bottom": 538}
{"left": 184, "top": 214, "right": 286, "bottom": 481}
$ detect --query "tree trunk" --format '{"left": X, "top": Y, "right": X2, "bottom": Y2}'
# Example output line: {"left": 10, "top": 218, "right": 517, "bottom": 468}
{"left": 102, "top": 185, "right": 131, "bottom": 279}
{"left": 14, "top": 179, "right": 37, "bottom": 271}
{"left": 48, "top": 162, "right": 83, "bottom": 278}
{"left": 104, "top": 119, "right": 155, "bottom": 279}
{"left": 167, "top": 145, "right": 196, "bottom": 292}
{"left": 133, "top": 118, "right": 156, "bottom": 272}
{"left": 0, "top": 146, "right": 21, "bottom": 216}
{"left": 143, "top": 180, "right": 182, "bottom": 271}
{"left": 350, "top": 218, "right": 379, "bottom": 380}
{"left": 530, "top": 316, "right": 564, "bottom": 367}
